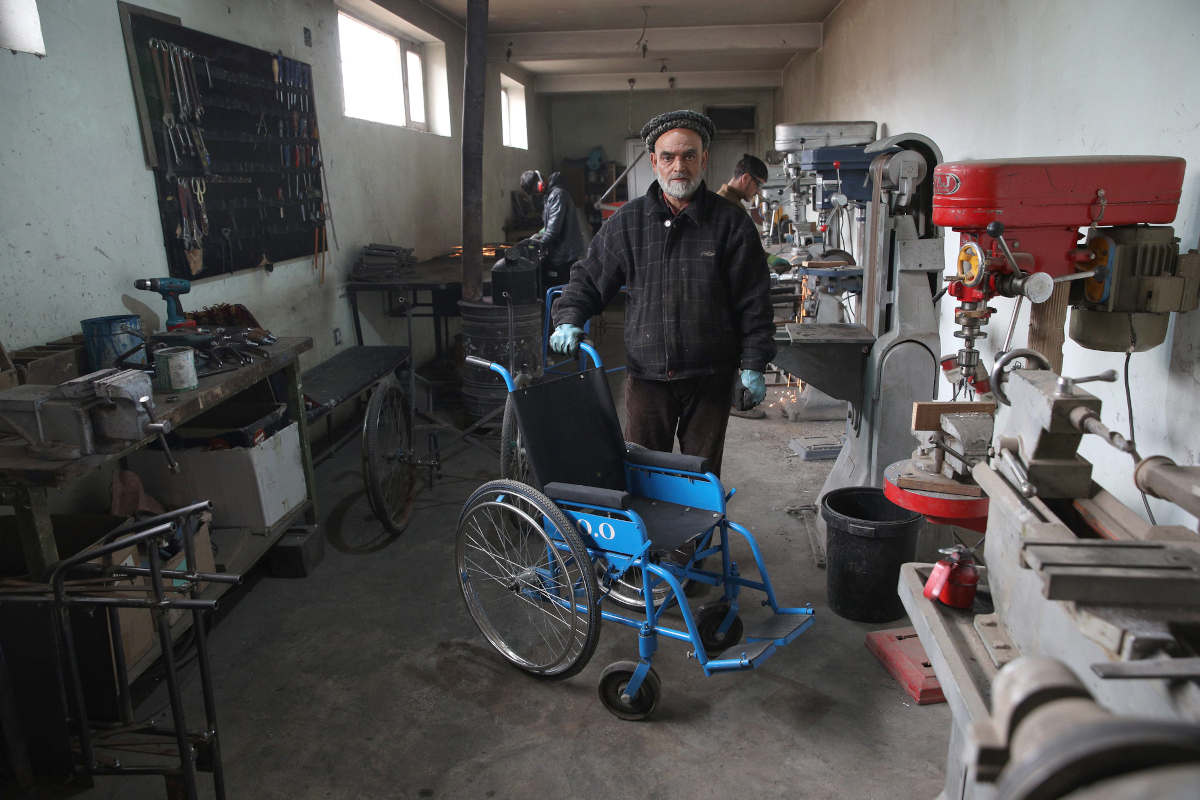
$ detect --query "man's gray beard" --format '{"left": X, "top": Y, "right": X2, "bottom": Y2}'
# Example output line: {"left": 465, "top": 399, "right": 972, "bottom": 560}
{"left": 661, "top": 173, "right": 701, "bottom": 200}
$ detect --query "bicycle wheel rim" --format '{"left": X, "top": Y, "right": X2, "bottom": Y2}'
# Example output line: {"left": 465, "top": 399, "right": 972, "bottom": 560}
{"left": 366, "top": 383, "right": 416, "bottom": 532}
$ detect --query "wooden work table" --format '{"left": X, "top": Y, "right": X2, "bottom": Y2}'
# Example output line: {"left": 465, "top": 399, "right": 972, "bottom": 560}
{"left": 0, "top": 336, "right": 317, "bottom": 578}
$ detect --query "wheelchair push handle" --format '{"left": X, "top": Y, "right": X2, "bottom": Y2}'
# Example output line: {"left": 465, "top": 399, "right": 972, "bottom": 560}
{"left": 465, "top": 355, "right": 518, "bottom": 392}
{"left": 576, "top": 341, "right": 603, "bottom": 369}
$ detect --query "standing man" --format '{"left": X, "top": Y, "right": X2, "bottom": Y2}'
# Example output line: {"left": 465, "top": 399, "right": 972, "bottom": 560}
{"left": 520, "top": 169, "right": 588, "bottom": 291}
{"left": 717, "top": 153, "right": 768, "bottom": 210}
{"left": 548, "top": 110, "right": 775, "bottom": 476}
{"left": 717, "top": 153, "right": 773, "bottom": 420}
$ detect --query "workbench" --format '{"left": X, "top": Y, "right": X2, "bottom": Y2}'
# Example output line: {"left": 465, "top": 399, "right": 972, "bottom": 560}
{"left": 0, "top": 337, "right": 318, "bottom": 583}
{"left": 345, "top": 254, "right": 491, "bottom": 355}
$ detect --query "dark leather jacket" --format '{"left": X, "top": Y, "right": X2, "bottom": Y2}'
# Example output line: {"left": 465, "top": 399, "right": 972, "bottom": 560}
{"left": 533, "top": 172, "right": 588, "bottom": 266}
{"left": 552, "top": 180, "right": 776, "bottom": 380}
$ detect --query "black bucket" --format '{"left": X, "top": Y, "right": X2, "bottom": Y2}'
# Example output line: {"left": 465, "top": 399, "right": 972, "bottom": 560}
{"left": 459, "top": 299, "right": 543, "bottom": 419}
{"left": 821, "top": 486, "right": 923, "bottom": 623}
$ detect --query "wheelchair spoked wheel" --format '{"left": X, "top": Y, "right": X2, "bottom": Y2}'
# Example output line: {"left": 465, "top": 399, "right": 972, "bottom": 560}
{"left": 598, "top": 660, "right": 661, "bottom": 721}
{"left": 456, "top": 480, "right": 601, "bottom": 680}
{"left": 362, "top": 377, "right": 418, "bottom": 535}
{"left": 596, "top": 560, "right": 671, "bottom": 611}
{"left": 603, "top": 441, "right": 702, "bottom": 609}
{"left": 499, "top": 395, "right": 532, "bottom": 484}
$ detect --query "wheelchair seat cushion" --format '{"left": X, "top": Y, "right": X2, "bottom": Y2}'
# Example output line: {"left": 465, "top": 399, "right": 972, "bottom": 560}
{"left": 630, "top": 496, "right": 723, "bottom": 556}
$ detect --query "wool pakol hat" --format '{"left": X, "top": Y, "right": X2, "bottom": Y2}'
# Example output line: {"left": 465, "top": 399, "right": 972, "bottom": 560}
{"left": 640, "top": 110, "right": 716, "bottom": 152}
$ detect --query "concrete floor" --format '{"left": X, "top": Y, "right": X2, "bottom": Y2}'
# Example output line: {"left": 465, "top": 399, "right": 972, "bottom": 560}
{"left": 81, "top": 339, "right": 951, "bottom": 800}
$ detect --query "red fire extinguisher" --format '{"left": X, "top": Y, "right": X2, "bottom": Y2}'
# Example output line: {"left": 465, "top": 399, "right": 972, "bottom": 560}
{"left": 923, "top": 545, "right": 980, "bottom": 608}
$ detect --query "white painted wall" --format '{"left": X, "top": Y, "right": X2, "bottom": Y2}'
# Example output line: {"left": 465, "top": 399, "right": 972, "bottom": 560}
{"left": 779, "top": 0, "right": 1200, "bottom": 527}
{"left": 0, "top": 0, "right": 552, "bottom": 372}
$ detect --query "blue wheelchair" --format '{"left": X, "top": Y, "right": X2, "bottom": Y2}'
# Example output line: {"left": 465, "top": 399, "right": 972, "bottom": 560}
{"left": 458, "top": 343, "right": 815, "bottom": 719}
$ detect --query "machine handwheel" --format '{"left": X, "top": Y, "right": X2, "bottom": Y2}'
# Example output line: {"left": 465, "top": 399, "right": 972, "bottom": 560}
{"left": 457, "top": 480, "right": 601, "bottom": 681}
{"left": 991, "top": 348, "right": 1053, "bottom": 406}
{"left": 957, "top": 241, "right": 988, "bottom": 287}
{"left": 598, "top": 661, "right": 661, "bottom": 721}
{"left": 499, "top": 395, "right": 532, "bottom": 484}
{"left": 695, "top": 602, "right": 743, "bottom": 657}
{"left": 362, "top": 377, "right": 417, "bottom": 535}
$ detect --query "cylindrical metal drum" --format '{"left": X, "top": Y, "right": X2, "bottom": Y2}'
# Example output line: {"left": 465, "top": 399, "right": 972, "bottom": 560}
{"left": 81, "top": 314, "right": 145, "bottom": 372}
{"left": 459, "top": 299, "right": 543, "bottom": 419}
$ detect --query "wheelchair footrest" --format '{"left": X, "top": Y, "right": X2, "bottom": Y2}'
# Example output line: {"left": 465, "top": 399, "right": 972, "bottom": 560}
{"left": 745, "top": 613, "right": 813, "bottom": 646}
{"left": 708, "top": 639, "right": 775, "bottom": 671}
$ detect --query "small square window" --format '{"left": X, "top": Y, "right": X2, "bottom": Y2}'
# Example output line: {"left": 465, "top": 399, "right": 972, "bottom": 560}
{"left": 337, "top": 12, "right": 427, "bottom": 131}
{"left": 499, "top": 74, "right": 527, "bottom": 150}
{"left": 338, "top": 13, "right": 405, "bottom": 127}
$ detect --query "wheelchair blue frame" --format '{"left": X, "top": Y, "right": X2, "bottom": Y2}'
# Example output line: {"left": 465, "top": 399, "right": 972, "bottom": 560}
{"left": 479, "top": 343, "right": 814, "bottom": 701}
{"left": 543, "top": 286, "right": 628, "bottom": 376}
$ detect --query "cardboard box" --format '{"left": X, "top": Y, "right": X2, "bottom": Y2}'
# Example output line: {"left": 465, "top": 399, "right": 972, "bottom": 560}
{"left": 163, "top": 523, "right": 215, "bottom": 625}
{"left": 100, "top": 523, "right": 214, "bottom": 664}
{"left": 130, "top": 422, "right": 307, "bottom": 534}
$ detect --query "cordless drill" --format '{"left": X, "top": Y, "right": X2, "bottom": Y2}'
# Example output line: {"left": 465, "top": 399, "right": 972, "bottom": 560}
{"left": 134, "top": 278, "right": 197, "bottom": 330}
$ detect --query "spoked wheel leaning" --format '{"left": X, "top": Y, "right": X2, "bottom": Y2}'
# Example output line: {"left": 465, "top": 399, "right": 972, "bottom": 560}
{"left": 362, "top": 377, "right": 417, "bottom": 535}
{"left": 598, "top": 660, "right": 661, "bottom": 721}
{"left": 457, "top": 480, "right": 601, "bottom": 680}
{"left": 499, "top": 395, "right": 532, "bottom": 484}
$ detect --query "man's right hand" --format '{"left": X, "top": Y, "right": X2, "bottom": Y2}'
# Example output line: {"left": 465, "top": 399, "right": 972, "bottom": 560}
{"left": 549, "top": 324, "right": 585, "bottom": 355}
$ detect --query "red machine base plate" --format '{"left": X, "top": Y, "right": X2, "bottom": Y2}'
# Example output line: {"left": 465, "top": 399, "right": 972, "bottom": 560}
{"left": 865, "top": 627, "right": 945, "bottom": 705}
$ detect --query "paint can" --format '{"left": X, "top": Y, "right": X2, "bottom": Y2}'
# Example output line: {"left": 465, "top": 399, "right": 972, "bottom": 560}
{"left": 81, "top": 314, "right": 145, "bottom": 371}
{"left": 154, "top": 346, "right": 199, "bottom": 392}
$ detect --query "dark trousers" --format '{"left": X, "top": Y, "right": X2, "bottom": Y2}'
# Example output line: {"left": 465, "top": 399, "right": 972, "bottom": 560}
{"left": 624, "top": 371, "right": 738, "bottom": 477}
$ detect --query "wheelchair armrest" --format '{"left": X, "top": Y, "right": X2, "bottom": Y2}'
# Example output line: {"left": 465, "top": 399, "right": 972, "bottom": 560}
{"left": 623, "top": 448, "right": 710, "bottom": 476}
{"left": 543, "top": 482, "right": 632, "bottom": 511}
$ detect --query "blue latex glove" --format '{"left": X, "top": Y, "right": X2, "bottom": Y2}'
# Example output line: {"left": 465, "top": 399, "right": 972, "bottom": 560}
{"left": 549, "top": 324, "right": 585, "bottom": 355}
{"left": 741, "top": 369, "right": 766, "bottom": 405}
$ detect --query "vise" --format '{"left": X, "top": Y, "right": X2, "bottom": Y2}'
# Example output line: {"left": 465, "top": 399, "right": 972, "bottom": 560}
{"left": 0, "top": 369, "right": 179, "bottom": 471}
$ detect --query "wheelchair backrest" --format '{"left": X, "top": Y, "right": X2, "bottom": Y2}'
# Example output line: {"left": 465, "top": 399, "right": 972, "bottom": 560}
{"left": 509, "top": 368, "right": 626, "bottom": 492}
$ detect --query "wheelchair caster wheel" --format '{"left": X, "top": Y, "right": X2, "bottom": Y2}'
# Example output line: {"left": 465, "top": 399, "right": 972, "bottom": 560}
{"left": 695, "top": 602, "right": 743, "bottom": 658}
{"left": 598, "top": 661, "right": 660, "bottom": 721}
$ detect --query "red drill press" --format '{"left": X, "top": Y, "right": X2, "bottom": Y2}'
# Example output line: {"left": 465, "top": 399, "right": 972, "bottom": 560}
{"left": 883, "top": 156, "right": 1191, "bottom": 532}
{"left": 932, "top": 155, "right": 1186, "bottom": 375}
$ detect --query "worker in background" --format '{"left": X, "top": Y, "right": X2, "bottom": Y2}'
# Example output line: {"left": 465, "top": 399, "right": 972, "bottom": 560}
{"left": 716, "top": 154, "right": 768, "bottom": 210}
{"left": 717, "top": 153, "right": 775, "bottom": 419}
{"left": 519, "top": 169, "right": 588, "bottom": 291}
{"left": 548, "top": 110, "right": 775, "bottom": 477}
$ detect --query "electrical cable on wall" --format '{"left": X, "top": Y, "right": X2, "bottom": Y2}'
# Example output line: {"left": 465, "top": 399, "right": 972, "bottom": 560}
{"left": 1124, "top": 312, "right": 1157, "bottom": 524}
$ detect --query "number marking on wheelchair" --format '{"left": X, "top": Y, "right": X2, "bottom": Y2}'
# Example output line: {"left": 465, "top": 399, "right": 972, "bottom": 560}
{"left": 577, "top": 519, "right": 616, "bottom": 540}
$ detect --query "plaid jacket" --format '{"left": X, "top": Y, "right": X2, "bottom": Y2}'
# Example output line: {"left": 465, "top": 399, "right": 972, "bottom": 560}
{"left": 552, "top": 180, "right": 776, "bottom": 380}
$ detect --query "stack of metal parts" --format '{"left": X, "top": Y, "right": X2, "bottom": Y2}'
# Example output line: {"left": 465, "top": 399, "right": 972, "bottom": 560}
{"left": 0, "top": 502, "right": 237, "bottom": 799}
{"left": 351, "top": 243, "right": 417, "bottom": 282}
{"left": 896, "top": 359, "right": 1200, "bottom": 800}
{"left": 0, "top": 368, "right": 179, "bottom": 470}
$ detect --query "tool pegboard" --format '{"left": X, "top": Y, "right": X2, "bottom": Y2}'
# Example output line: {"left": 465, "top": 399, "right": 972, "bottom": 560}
{"left": 121, "top": 9, "right": 329, "bottom": 281}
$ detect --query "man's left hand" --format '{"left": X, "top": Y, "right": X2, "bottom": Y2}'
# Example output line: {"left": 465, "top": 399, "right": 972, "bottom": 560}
{"left": 741, "top": 369, "right": 766, "bottom": 406}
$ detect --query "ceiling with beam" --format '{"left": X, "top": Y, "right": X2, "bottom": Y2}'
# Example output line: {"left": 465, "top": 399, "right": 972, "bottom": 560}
{"left": 421, "top": 0, "right": 839, "bottom": 92}
{"left": 425, "top": 0, "right": 842, "bottom": 34}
